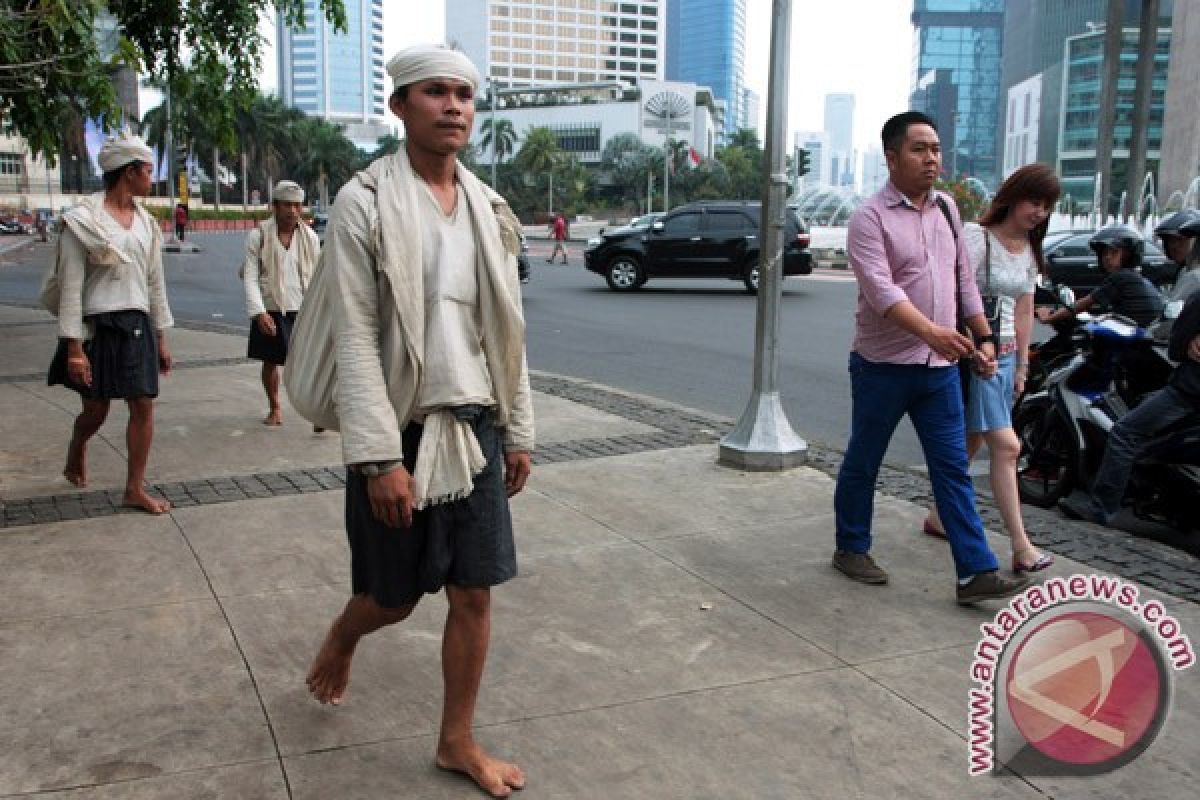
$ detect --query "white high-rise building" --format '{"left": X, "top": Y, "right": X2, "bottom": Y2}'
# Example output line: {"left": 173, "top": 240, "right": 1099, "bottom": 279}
{"left": 277, "top": 0, "right": 389, "bottom": 150}
{"left": 794, "top": 130, "right": 831, "bottom": 189}
{"left": 447, "top": 0, "right": 666, "bottom": 88}
{"left": 740, "top": 87, "right": 760, "bottom": 136}
{"left": 823, "top": 93, "right": 855, "bottom": 188}
{"left": 860, "top": 146, "right": 889, "bottom": 196}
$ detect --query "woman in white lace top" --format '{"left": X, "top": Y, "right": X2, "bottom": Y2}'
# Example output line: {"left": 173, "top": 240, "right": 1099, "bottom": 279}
{"left": 926, "top": 164, "right": 1061, "bottom": 573}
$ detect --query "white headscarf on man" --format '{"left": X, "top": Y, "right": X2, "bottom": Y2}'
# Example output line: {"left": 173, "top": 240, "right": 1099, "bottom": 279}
{"left": 97, "top": 131, "right": 154, "bottom": 173}
{"left": 386, "top": 44, "right": 482, "bottom": 93}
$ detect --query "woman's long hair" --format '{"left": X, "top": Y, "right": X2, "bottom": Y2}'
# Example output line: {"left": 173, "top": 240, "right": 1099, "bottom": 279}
{"left": 978, "top": 163, "right": 1062, "bottom": 274}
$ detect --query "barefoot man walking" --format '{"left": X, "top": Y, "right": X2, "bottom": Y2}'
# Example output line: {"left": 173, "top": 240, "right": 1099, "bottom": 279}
{"left": 242, "top": 179, "right": 320, "bottom": 426}
{"left": 45, "top": 131, "right": 174, "bottom": 514}
{"left": 304, "top": 45, "right": 534, "bottom": 798}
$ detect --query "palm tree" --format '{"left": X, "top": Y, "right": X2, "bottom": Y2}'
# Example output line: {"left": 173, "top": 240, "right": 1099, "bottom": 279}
{"left": 515, "top": 126, "right": 561, "bottom": 175}
{"left": 479, "top": 117, "right": 518, "bottom": 164}
{"left": 290, "top": 117, "right": 360, "bottom": 208}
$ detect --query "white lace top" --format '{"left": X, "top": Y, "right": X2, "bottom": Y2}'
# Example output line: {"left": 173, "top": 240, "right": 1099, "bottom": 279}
{"left": 964, "top": 222, "right": 1037, "bottom": 342}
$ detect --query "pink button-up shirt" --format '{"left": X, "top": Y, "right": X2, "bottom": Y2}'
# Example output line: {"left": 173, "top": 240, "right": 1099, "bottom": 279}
{"left": 847, "top": 181, "right": 984, "bottom": 366}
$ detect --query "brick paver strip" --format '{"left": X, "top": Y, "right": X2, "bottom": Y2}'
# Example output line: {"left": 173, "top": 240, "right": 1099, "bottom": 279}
{"left": 0, "top": 349, "right": 1196, "bottom": 603}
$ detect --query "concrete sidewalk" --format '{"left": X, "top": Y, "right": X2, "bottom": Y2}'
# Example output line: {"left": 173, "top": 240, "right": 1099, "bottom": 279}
{"left": 1, "top": 304, "right": 1197, "bottom": 799}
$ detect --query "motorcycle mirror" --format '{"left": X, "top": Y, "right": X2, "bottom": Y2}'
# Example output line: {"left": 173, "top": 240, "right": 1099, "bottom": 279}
{"left": 1164, "top": 299, "right": 1184, "bottom": 320}
{"left": 1058, "top": 286, "right": 1076, "bottom": 307}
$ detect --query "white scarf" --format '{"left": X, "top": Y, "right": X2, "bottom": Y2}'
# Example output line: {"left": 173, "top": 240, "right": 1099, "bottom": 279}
{"left": 257, "top": 217, "right": 318, "bottom": 309}
{"left": 367, "top": 149, "right": 525, "bottom": 509}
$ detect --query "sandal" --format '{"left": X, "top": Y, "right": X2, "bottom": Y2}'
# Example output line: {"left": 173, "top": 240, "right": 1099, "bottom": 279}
{"left": 1013, "top": 549, "right": 1055, "bottom": 573}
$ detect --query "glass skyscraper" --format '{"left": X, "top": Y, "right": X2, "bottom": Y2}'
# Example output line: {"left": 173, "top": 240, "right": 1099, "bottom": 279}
{"left": 666, "top": 0, "right": 746, "bottom": 142}
{"left": 277, "top": 0, "right": 387, "bottom": 147}
{"left": 910, "top": 0, "right": 1004, "bottom": 189}
{"left": 1058, "top": 26, "right": 1171, "bottom": 210}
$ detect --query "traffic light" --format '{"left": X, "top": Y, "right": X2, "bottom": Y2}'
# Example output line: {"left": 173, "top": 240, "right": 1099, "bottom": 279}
{"left": 175, "top": 143, "right": 188, "bottom": 172}
{"left": 795, "top": 147, "right": 810, "bottom": 178}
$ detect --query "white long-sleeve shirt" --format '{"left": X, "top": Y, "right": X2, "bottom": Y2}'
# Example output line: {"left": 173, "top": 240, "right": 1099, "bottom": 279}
{"left": 56, "top": 204, "right": 173, "bottom": 341}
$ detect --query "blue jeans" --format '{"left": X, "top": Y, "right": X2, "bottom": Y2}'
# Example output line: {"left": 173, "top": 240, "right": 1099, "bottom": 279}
{"left": 834, "top": 352, "right": 999, "bottom": 579}
{"left": 1091, "top": 385, "right": 1196, "bottom": 517}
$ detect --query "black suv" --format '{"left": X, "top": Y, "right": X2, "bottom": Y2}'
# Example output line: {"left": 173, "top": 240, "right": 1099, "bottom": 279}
{"left": 583, "top": 201, "right": 813, "bottom": 293}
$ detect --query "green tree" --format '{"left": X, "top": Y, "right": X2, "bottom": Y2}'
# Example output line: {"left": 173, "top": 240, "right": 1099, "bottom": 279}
{"left": 289, "top": 116, "right": 360, "bottom": 208}
{"left": 1, "top": 1, "right": 346, "bottom": 163}
{"left": 514, "top": 126, "right": 562, "bottom": 175}
{"left": 935, "top": 175, "right": 988, "bottom": 222}
{"left": 479, "top": 117, "right": 518, "bottom": 165}
{"left": 601, "top": 132, "right": 658, "bottom": 212}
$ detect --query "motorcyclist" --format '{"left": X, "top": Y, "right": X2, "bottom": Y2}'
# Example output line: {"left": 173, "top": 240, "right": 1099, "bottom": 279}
{"left": 1036, "top": 224, "right": 1164, "bottom": 328}
{"left": 1060, "top": 291, "right": 1200, "bottom": 525}
{"left": 1154, "top": 209, "right": 1200, "bottom": 303}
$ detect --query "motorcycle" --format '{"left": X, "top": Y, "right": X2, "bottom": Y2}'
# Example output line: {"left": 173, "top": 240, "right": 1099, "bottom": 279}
{"left": 1014, "top": 307, "right": 1200, "bottom": 534}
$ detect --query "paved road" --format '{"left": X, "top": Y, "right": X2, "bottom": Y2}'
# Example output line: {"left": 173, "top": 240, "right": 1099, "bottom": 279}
{"left": 1, "top": 233, "right": 934, "bottom": 465}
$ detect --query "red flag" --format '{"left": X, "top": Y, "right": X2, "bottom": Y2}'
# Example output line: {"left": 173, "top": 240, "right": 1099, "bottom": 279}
{"left": 688, "top": 146, "right": 701, "bottom": 167}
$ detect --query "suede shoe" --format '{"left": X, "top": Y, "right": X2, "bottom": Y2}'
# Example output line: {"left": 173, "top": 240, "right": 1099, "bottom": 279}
{"left": 956, "top": 570, "right": 1030, "bottom": 605}
{"left": 832, "top": 550, "right": 889, "bottom": 585}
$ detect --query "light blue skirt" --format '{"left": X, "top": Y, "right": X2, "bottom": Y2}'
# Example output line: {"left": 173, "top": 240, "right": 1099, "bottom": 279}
{"left": 965, "top": 351, "right": 1016, "bottom": 434}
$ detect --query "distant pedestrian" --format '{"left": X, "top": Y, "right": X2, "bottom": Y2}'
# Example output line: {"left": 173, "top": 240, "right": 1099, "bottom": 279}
{"left": 547, "top": 212, "right": 568, "bottom": 263}
{"left": 173, "top": 202, "right": 188, "bottom": 241}
{"left": 923, "top": 163, "right": 1061, "bottom": 575}
{"left": 303, "top": 44, "right": 532, "bottom": 798}
{"left": 44, "top": 131, "right": 174, "bottom": 514}
{"left": 242, "top": 179, "right": 321, "bottom": 427}
{"left": 832, "top": 111, "right": 1028, "bottom": 605}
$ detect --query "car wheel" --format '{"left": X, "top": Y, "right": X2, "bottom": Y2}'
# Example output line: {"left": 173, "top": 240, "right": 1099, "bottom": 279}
{"left": 605, "top": 255, "right": 643, "bottom": 291}
{"left": 742, "top": 260, "right": 760, "bottom": 294}
{"left": 1015, "top": 399, "right": 1077, "bottom": 507}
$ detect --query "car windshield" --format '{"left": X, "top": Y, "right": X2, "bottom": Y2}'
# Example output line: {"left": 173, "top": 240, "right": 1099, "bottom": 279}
{"left": 629, "top": 214, "right": 661, "bottom": 229}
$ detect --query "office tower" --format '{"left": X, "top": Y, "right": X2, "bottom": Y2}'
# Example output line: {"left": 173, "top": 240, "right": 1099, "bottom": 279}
{"left": 741, "top": 87, "right": 760, "bottom": 136}
{"left": 794, "top": 130, "right": 831, "bottom": 189}
{"left": 998, "top": 1, "right": 1170, "bottom": 178}
{"left": 860, "top": 147, "right": 889, "bottom": 196}
{"left": 1057, "top": 25, "right": 1171, "bottom": 210}
{"left": 448, "top": 0, "right": 665, "bottom": 89}
{"left": 1160, "top": 0, "right": 1198, "bottom": 201}
{"left": 824, "top": 93, "right": 854, "bottom": 187}
{"left": 277, "top": 0, "right": 388, "bottom": 149}
{"left": 909, "top": 0, "right": 1004, "bottom": 189}
{"left": 665, "top": 0, "right": 746, "bottom": 141}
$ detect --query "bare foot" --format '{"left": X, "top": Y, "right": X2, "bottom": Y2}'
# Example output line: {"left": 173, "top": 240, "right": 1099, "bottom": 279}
{"left": 263, "top": 409, "right": 283, "bottom": 426}
{"left": 122, "top": 487, "right": 171, "bottom": 515}
{"left": 436, "top": 739, "right": 525, "bottom": 798}
{"left": 63, "top": 443, "right": 87, "bottom": 487}
{"left": 306, "top": 620, "right": 355, "bottom": 705}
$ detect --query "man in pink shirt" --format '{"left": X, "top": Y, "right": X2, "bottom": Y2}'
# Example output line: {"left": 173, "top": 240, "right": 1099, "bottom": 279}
{"left": 833, "top": 111, "right": 1028, "bottom": 605}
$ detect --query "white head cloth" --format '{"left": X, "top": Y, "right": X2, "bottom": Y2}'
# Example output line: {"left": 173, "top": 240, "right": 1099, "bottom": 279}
{"left": 386, "top": 44, "right": 482, "bottom": 93}
{"left": 97, "top": 131, "right": 154, "bottom": 173}
{"left": 272, "top": 180, "right": 305, "bottom": 203}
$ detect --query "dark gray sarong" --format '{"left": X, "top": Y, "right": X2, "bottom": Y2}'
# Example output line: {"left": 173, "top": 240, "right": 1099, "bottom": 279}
{"left": 345, "top": 405, "right": 517, "bottom": 609}
{"left": 48, "top": 310, "right": 159, "bottom": 400}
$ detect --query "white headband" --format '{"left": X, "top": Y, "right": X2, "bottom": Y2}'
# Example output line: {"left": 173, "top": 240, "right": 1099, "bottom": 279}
{"left": 272, "top": 180, "right": 305, "bottom": 203}
{"left": 98, "top": 131, "right": 154, "bottom": 173}
{"left": 386, "top": 44, "right": 482, "bottom": 93}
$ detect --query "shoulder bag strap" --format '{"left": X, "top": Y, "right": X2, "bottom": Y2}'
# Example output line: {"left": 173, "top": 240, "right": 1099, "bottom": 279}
{"left": 934, "top": 195, "right": 966, "bottom": 331}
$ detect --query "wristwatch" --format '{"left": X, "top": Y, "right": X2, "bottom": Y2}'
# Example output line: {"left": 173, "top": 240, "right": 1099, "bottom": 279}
{"left": 358, "top": 459, "right": 403, "bottom": 477}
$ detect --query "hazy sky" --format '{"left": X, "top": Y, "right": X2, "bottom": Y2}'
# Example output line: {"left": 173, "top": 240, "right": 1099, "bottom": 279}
{"left": 256, "top": 0, "right": 915, "bottom": 153}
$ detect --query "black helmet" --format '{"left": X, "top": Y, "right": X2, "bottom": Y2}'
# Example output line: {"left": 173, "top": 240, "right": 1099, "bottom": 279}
{"left": 1154, "top": 209, "right": 1200, "bottom": 239}
{"left": 1089, "top": 224, "right": 1144, "bottom": 268}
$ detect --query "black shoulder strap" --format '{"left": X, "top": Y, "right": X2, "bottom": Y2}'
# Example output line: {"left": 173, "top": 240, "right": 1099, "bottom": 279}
{"left": 934, "top": 194, "right": 965, "bottom": 324}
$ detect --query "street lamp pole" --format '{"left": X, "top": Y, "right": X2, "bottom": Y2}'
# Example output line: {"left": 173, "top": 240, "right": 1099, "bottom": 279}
{"left": 718, "top": 0, "right": 807, "bottom": 471}
{"left": 547, "top": 171, "right": 553, "bottom": 215}
{"left": 489, "top": 79, "right": 498, "bottom": 189}
{"left": 663, "top": 110, "right": 671, "bottom": 213}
